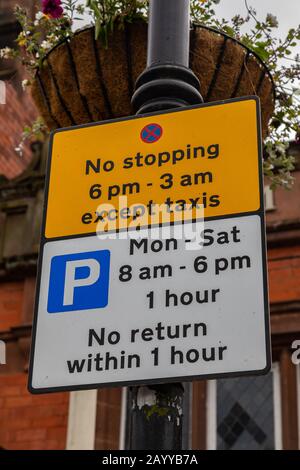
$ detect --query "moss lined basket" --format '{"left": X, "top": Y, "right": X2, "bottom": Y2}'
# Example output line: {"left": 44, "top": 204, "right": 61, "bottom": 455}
{"left": 31, "top": 22, "right": 275, "bottom": 137}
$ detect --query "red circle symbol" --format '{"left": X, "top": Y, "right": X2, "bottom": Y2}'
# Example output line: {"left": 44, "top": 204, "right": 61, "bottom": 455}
{"left": 141, "top": 123, "right": 163, "bottom": 143}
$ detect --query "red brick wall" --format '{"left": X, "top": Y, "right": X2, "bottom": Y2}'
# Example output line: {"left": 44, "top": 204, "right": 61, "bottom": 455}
{"left": 0, "top": 278, "right": 70, "bottom": 450}
{"left": 0, "top": 0, "right": 39, "bottom": 177}
{"left": 267, "top": 170, "right": 300, "bottom": 225}
{"left": 0, "top": 374, "right": 69, "bottom": 450}
{"left": 268, "top": 246, "right": 300, "bottom": 304}
{"left": 0, "top": 82, "right": 38, "bottom": 179}
{"left": 0, "top": 282, "right": 23, "bottom": 331}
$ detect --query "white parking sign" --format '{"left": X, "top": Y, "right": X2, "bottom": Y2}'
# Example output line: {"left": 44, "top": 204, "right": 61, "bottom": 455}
{"left": 29, "top": 99, "right": 271, "bottom": 393}
{"left": 29, "top": 217, "right": 270, "bottom": 392}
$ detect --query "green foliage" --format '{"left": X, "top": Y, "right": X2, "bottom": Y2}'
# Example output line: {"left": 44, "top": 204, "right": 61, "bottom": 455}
{"left": 86, "top": 0, "right": 148, "bottom": 45}
{"left": 143, "top": 404, "right": 170, "bottom": 420}
{"left": 189, "top": 0, "right": 300, "bottom": 189}
{"left": 140, "top": 387, "right": 182, "bottom": 421}
{"left": 14, "top": 117, "right": 48, "bottom": 157}
{"left": 1, "top": 0, "right": 299, "bottom": 188}
{"left": 3, "top": 3, "right": 84, "bottom": 73}
{"left": 84, "top": 0, "right": 300, "bottom": 188}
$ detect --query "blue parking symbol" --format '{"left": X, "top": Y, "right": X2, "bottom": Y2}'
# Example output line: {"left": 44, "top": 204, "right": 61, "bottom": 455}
{"left": 47, "top": 250, "right": 110, "bottom": 313}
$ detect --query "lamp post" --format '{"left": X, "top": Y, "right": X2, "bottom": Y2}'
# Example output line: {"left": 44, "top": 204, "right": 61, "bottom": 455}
{"left": 129, "top": 0, "right": 203, "bottom": 450}
{"left": 132, "top": 0, "right": 202, "bottom": 114}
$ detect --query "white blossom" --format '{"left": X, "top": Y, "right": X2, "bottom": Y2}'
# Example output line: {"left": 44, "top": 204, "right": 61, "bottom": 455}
{"left": 0, "top": 47, "right": 12, "bottom": 59}
{"left": 34, "top": 12, "right": 45, "bottom": 26}
{"left": 22, "top": 79, "right": 30, "bottom": 90}
{"left": 35, "top": 11, "right": 44, "bottom": 21}
{"left": 40, "top": 40, "right": 52, "bottom": 51}
{"left": 15, "top": 144, "right": 24, "bottom": 156}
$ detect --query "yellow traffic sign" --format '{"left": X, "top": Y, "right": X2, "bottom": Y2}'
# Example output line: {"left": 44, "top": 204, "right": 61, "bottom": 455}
{"left": 29, "top": 96, "right": 271, "bottom": 394}
{"left": 45, "top": 97, "right": 262, "bottom": 239}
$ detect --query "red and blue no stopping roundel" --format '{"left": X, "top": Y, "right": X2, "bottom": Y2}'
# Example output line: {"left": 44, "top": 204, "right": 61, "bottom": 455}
{"left": 140, "top": 123, "right": 163, "bottom": 143}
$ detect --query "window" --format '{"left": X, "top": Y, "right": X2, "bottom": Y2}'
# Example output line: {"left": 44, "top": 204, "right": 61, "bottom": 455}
{"left": 207, "top": 365, "right": 282, "bottom": 450}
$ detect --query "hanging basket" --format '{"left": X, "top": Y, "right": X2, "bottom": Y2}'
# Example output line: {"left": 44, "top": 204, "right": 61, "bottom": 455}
{"left": 31, "top": 23, "right": 275, "bottom": 138}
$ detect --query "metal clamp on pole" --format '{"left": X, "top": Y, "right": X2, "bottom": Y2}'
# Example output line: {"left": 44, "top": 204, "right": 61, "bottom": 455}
{"left": 129, "top": 0, "right": 203, "bottom": 450}
{"left": 131, "top": 0, "right": 203, "bottom": 115}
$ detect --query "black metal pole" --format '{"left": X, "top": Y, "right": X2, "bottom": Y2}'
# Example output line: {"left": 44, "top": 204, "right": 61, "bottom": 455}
{"left": 132, "top": 0, "right": 202, "bottom": 115}
{"left": 128, "top": 0, "right": 203, "bottom": 450}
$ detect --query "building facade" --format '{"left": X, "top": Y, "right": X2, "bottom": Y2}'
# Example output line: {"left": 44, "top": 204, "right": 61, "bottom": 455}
{"left": 0, "top": 1, "right": 300, "bottom": 450}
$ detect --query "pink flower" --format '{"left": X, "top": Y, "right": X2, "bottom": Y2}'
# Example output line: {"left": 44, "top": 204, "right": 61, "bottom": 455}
{"left": 42, "top": 0, "right": 64, "bottom": 19}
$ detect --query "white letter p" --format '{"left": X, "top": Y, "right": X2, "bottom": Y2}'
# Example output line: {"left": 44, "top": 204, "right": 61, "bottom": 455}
{"left": 63, "top": 259, "right": 100, "bottom": 306}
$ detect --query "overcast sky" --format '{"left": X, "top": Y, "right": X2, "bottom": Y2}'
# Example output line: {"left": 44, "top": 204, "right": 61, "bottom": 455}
{"left": 75, "top": 0, "right": 300, "bottom": 65}
{"left": 77, "top": 1, "right": 300, "bottom": 38}
{"left": 214, "top": 0, "right": 300, "bottom": 37}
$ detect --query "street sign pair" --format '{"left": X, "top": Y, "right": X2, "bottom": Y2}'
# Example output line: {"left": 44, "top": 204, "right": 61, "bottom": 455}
{"left": 28, "top": 96, "right": 271, "bottom": 394}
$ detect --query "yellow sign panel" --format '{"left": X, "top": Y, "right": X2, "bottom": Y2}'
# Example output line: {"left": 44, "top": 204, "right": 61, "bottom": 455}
{"left": 45, "top": 97, "right": 262, "bottom": 239}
